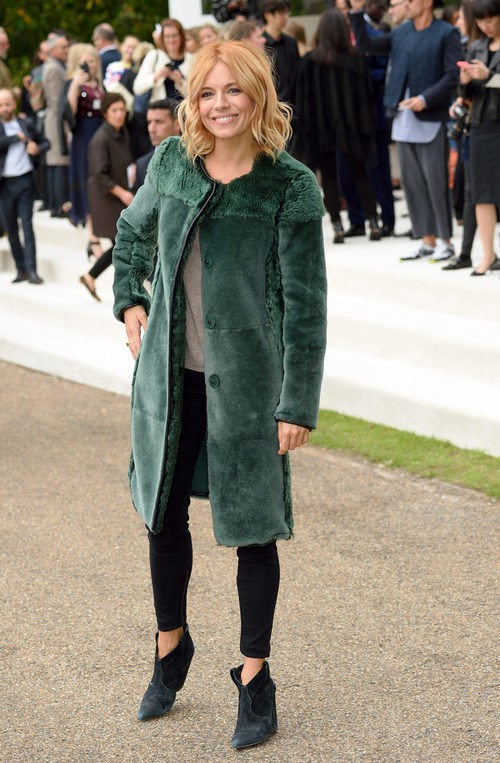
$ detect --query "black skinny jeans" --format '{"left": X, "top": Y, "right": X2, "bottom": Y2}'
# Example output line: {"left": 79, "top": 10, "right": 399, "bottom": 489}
{"left": 148, "top": 369, "right": 280, "bottom": 658}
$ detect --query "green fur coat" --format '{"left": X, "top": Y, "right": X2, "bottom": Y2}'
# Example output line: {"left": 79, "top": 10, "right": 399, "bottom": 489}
{"left": 112, "top": 137, "right": 327, "bottom": 547}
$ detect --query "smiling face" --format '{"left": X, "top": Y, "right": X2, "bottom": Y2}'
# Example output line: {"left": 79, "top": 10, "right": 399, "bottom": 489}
{"left": 198, "top": 61, "right": 255, "bottom": 145}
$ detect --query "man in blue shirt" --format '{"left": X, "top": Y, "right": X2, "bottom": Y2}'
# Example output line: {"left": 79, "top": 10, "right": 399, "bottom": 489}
{"left": 0, "top": 88, "right": 50, "bottom": 283}
{"left": 350, "top": 0, "right": 462, "bottom": 261}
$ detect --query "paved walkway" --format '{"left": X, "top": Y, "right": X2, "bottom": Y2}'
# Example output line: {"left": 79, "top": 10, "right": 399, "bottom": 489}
{"left": 1, "top": 360, "right": 498, "bottom": 762}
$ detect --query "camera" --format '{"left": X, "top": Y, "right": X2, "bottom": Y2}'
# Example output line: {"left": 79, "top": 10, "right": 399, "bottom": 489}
{"left": 80, "top": 62, "right": 90, "bottom": 74}
{"left": 447, "top": 103, "right": 469, "bottom": 142}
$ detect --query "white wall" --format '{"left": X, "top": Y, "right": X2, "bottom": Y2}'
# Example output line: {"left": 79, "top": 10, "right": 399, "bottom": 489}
{"left": 168, "top": 0, "right": 214, "bottom": 27}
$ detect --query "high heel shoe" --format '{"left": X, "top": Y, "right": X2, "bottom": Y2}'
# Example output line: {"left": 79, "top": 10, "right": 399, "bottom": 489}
{"left": 230, "top": 662, "right": 277, "bottom": 749}
{"left": 79, "top": 274, "right": 101, "bottom": 302}
{"left": 86, "top": 240, "right": 101, "bottom": 260}
{"left": 333, "top": 219, "right": 345, "bottom": 244}
{"left": 368, "top": 217, "right": 381, "bottom": 241}
{"left": 471, "top": 255, "right": 498, "bottom": 276}
{"left": 137, "top": 627, "right": 195, "bottom": 721}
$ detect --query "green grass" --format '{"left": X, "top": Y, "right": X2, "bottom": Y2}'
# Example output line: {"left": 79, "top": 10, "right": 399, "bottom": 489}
{"left": 310, "top": 410, "right": 500, "bottom": 501}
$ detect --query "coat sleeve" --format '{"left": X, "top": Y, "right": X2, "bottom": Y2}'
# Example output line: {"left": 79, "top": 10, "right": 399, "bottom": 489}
{"left": 112, "top": 169, "right": 160, "bottom": 322}
{"left": 274, "top": 170, "right": 327, "bottom": 430}
{"left": 350, "top": 11, "right": 392, "bottom": 55}
{"left": 420, "top": 27, "right": 461, "bottom": 109}
{"left": 133, "top": 50, "right": 159, "bottom": 96}
{"left": 88, "top": 131, "right": 115, "bottom": 193}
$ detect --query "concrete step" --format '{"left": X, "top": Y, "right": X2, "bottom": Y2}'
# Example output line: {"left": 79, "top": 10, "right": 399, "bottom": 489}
{"left": 321, "top": 346, "right": 500, "bottom": 456}
{"left": 1, "top": 202, "right": 499, "bottom": 456}
{"left": 328, "top": 292, "right": 500, "bottom": 381}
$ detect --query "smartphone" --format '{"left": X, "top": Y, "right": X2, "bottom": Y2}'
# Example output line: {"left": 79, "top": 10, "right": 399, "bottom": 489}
{"left": 80, "top": 62, "right": 90, "bottom": 74}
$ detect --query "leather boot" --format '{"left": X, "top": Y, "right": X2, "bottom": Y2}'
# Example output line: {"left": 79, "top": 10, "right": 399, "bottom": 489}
{"left": 230, "top": 662, "right": 277, "bottom": 749}
{"left": 333, "top": 219, "right": 345, "bottom": 244}
{"left": 137, "top": 626, "right": 195, "bottom": 721}
{"left": 368, "top": 217, "right": 381, "bottom": 241}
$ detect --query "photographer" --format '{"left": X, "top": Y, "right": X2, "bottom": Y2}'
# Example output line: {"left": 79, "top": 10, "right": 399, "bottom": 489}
{"left": 451, "top": 0, "right": 500, "bottom": 275}
{"left": 134, "top": 19, "right": 192, "bottom": 104}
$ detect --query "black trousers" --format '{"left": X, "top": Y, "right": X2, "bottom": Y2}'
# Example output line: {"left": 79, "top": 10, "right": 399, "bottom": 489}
{"left": 148, "top": 369, "right": 280, "bottom": 658}
{"left": 317, "top": 150, "right": 377, "bottom": 223}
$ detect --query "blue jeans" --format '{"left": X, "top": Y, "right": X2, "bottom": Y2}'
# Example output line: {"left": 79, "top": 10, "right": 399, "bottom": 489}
{"left": 0, "top": 172, "right": 37, "bottom": 275}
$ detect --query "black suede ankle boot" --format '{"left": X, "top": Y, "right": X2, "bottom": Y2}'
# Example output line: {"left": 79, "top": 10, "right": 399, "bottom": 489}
{"left": 137, "top": 626, "right": 195, "bottom": 721}
{"left": 230, "top": 662, "right": 277, "bottom": 749}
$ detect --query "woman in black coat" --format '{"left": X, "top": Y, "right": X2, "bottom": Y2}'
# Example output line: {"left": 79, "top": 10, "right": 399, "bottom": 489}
{"left": 295, "top": 9, "right": 380, "bottom": 243}
{"left": 455, "top": 0, "right": 500, "bottom": 275}
{"left": 80, "top": 93, "right": 134, "bottom": 301}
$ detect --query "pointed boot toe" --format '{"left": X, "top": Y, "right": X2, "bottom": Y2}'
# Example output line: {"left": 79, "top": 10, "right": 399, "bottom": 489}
{"left": 137, "top": 626, "right": 195, "bottom": 721}
{"left": 230, "top": 663, "right": 277, "bottom": 749}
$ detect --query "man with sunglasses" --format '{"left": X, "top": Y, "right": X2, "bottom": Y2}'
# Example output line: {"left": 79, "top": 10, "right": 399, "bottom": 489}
{"left": 350, "top": 0, "right": 462, "bottom": 262}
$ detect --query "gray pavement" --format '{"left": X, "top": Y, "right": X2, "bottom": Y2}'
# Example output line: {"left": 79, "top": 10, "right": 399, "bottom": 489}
{"left": 1, "top": 360, "right": 498, "bottom": 762}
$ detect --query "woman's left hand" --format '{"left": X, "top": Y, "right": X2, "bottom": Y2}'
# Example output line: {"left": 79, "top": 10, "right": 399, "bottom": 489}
{"left": 462, "top": 59, "right": 490, "bottom": 81}
{"left": 277, "top": 421, "right": 310, "bottom": 455}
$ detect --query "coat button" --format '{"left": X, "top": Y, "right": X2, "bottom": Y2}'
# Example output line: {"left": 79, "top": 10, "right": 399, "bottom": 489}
{"left": 203, "top": 255, "right": 213, "bottom": 269}
{"left": 206, "top": 312, "right": 216, "bottom": 328}
{"left": 208, "top": 374, "right": 220, "bottom": 388}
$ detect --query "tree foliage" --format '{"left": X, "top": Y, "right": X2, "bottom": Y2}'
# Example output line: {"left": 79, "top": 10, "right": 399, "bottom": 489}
{"left": 1, "top": 0, "right": 170, "bottom": 81}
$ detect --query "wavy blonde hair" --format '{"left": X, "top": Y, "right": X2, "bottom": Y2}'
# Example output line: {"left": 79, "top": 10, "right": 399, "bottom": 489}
{"left": 66, "top": 43, "right": 102, "bottom": 83}
{"left": 177, "top": 41, "right": 292, "bottom": 161}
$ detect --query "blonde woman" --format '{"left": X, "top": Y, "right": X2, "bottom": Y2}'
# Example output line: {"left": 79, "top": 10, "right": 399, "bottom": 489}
{"left": 112, "top": 41, "right": 327, "bottom": 750}
{"left": 133, "top": 18, "right": 192, "bottom": 104}
{"left": 64, "top": 44, "right": 104, "bottom": 254}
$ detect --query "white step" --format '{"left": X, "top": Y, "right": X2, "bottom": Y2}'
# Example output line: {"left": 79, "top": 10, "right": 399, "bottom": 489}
{"left": 328, "top": 292, "right": 500, "bottom": 380}
{"left": 321, "top": 347, "right": 500, "bottom": 456}
{"left": 0, "top": 202, "right": 499, "bottom": 456}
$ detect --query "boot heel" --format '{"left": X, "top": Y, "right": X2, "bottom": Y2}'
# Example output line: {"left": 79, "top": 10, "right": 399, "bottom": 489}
{"left": 230, "top": 662, "right": 277, "bottom": 749}
{"left": 137, "top": 626, "right": 195, "bottom": 721}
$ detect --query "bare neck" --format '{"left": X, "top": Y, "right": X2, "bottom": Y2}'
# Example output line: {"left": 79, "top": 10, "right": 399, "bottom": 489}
{"left": 413, "top": 10, "right": 434, "bottom": 31}
{"left": 204, "top": 139, "right": 257, "bottom": 184}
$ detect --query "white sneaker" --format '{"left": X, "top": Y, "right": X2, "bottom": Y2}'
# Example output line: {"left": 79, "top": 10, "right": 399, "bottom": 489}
{"left": 428, "top": 242, "right": 455, "bottom": 262}
{"left": 400, "top": 244, "right": 435, "bottom": 261}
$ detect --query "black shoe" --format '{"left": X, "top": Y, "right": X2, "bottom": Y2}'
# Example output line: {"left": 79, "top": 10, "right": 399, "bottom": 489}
{"left": 489, "top": 256, "right": 500, "bottom": 271}
{"left": 137, "top": 627, "right": 195, "bottom": 721}
{"left": 344, "top": 224, "right": 365, "bottom": 238}
{"left": 333, "top": 218, "right": 345, "bottom": 244}
{"left": 368, "top": 218, "right": 381, "bottom": 241}
{"left": 230, "top": 662, "right": 277, "bottom": 750}
{"left": 12, "top": 271, "right": 28, "bottom": 283}
{"left": 442, "top": 256, "right": 472, "bottom": 271}
{"left": 381, "top": 225, "right": 394, "bottom": 237}
{"left": 27, "top": 272, "right": 44, "bottom": 284}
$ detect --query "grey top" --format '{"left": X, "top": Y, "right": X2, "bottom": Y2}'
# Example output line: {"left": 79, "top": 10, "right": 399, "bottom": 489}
{"left": 183, "top": 229, "right": 204, "bottom": 372}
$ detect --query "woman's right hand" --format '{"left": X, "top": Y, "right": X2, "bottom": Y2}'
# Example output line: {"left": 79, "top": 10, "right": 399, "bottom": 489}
{"left": 124, "top": 306, "right": 148, "bottom": 359}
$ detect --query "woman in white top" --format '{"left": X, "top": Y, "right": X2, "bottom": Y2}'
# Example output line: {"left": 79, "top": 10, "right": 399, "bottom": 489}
{"left": 134, "top": 18, "right": 193, "bottom": 103}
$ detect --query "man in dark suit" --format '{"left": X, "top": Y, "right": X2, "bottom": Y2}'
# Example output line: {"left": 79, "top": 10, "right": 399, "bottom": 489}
{"left": 260, "top": 0, "right": 300, "bottom": 106}
{"left": 134, "top": 99, "right": 179, "bottom": 191}
{"left": 92, "top": 23, "right": 121, "bottom": 80}
{"left": 0, "top": 88, "right": 50, "bottom": 283}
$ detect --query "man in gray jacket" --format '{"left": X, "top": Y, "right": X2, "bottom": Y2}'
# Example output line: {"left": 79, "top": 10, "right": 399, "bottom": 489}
{"left": 41, "top": 33, "right": 70, "bottom": 218}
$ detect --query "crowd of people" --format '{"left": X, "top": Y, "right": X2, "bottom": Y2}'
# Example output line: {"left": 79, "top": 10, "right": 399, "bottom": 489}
{"left": 0, "top": 0, "right": 499, "bottom": 286}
